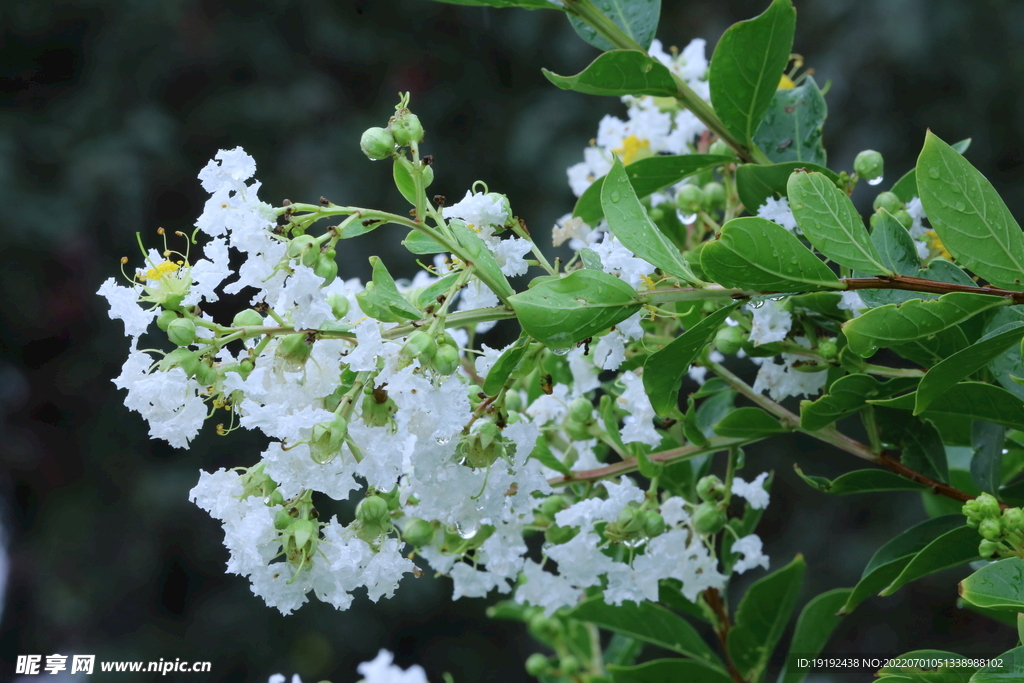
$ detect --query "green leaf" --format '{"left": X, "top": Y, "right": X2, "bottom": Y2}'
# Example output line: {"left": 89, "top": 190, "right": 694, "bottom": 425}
{"left": 573, "top": 154, "right": 731, "bottom": 225}
{"left": 958, "top": 557, "right": 1024, "bottom": 611}
{"left": 411, "top": 270, "right": 461, "bottom": 309}
{"left": 393, "top": 157, "right": 417, "bottom": 205}
{"left": 788, "top": 170, "right": 892, "bottom": 275}
{"left": 776, "top": 588, "right": 852, "bottom": 683}
{"left": 483, "top": 333, "right": 531, "bottom": 396}
{"left": 914, "top": 322, "right": 1024, "bottom": 413}
{"left": 870, "top": 209, "right": 922, "bottom": 277}
{"left": 900, "top": 418, "right": 949, "bottom": 484}
{"left": 602, "top": 155, "right": 700, "bottom": 283}
{"left": 608, "top": 659, "right": 734, "bottom": 683}
{"left": 449, "top": 220, "right": 515, "bottom": 302}
{"left": 643, "top": 304, "right": 740, "bottom": 416}
{"left": 402, "top": 230, "right": 447, "bottom": 254}
{"left": 713, "top": 407, "right": 789, "bottom": 438}
{"left": 544, "top": 50, "right": 675, "bottom": 99}
{"left": 728, "top": 555, "right": 806, "bottom": 682}
{"left": 842, "top": 292, "right": 1009, "bottom": 357}
{"left": 870, "top": 382, "right": 1024, "bottom": 432}
{"left": 889, "top": 138, "right": 972, "bottom": 202}
{"left": 799, "top": 374, "right": 919, "bottom": 431}
{"left": 971, "top": 646, "right": 1024, "bottom": 682}
{"left": 841, "top": 515, "right": 966, "bottom": 614}
{"left": 428, "top": 0, "right": 559, "bottom": 8}
{"left": 529, "top": 434, "right": 570, "bottom": 475}
{"left": 701, "top": 217, "right": 842, "bottom": 291}
{"left": 971, "top": 421, "right": 1006, "bottom": 496}
{"left": 983, "top": 308, "right": 1024, "bottom": 400}
{"left": 567, "top": 0, "right": 661, "bottom": 52}
{"left": 753, "top": 76, "right": 827, "bottom": 166}
{"left": 793, "top": 465, "right": 928, "bottom": 495}
{"left": 709, "top": 0, "right": 796, "bottom": 146}
{"left": 735, "top": 161, "right": 838, "bottom": 216}
{"left": 509, "top": 269, "right": 640, "bottom": 348}
{"left": 570, "top": 597, "right": 725, "bottom": 670}
{"left": 368, "top": 256, "right": 423, "bottom": 320}
{"left": 879, "top": 525, "right": 980, "bottom": 595}
{"left": 917, "top": 131, "right": 1024, "bottom": 289}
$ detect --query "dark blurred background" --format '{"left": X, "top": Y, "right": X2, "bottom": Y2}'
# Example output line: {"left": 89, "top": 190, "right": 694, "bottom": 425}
{"left": 2, "top": 0, "right": 1023, "bottom": 681}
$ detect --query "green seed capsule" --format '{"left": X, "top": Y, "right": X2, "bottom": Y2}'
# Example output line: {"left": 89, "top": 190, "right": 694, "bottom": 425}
{"left": 232, "top": 309, "right": 264, "bottom": 327}
{"left": 697, "top": 475, "right": 726, "bottom": 503}
{"left": 360, "top": 126, "right": 395, "bottom": 160}
{"left": 872, "top": 191, "right": 902, "bottom": 215}
{"left": 693, "top": 501, "right": 727, "bottom": 534}
{"left": 167, "top": 318, "right": 197, "bottom": 346}
{"left": 714, "top": 326, "right": 746, "bottom": 355}
{"left": 402, "top": 518, "right": 435, "bottom": 547}
{"left": 356, "top": 496, "right": 390, "bottom": 525}
{"left": 390, "top": 110, "right": 424, "bottom": 146}
{"left": 157, "top": 309, "right": 179, "bottom": 332}
{"left": 854, "top": 149, "right": 884, "bottom": 183}
{"left": 287, "top": 234, "right": 317, "bottom": 259}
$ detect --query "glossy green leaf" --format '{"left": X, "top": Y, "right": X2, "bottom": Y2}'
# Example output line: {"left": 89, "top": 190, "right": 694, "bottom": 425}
{"left": 544, "top": 50, "right": 675, "bottom": 99}
{"left": 917, "top": 131, "right": 1024, "bottom": 289}
{"left": 608, "top": 659, "right": 733, "bottom": 683}
{"left": 428, "top": 0, "right": 559, "bottom": 8}
{"left": 793, "top": 465, "right": 928, "bottom": 495}
{"left": 411, "top": 270, "right": 461, "bottom": 309}
{"left": 709, "top": 0, "right": 796, "bottom": 145}
{"left": 483, "top": 333, "right": 531, "bottom": 396}
{"left": 971, "top": 421, "right": 1006, "bottom": 495}
{"left": 889, "top": 138, "right": 971, "bottom": 202}
{"left": 983, "top": 308, "right": 1024, "bottom": 400}
{"left": 753, "top": 76, "right": 827, "bottom": 166}
{"left": 570, "top": 597, "right": 725, "bottom": 670}
{"left": 393, "top": 157, "right": 417, "bottom": 205}
{"left": 567, "top": 0, "right": 661, "bottom": 52}
{"left": 368, "top": 256, "right": 423, "bottom": 320}
{"left": 573, "top": 153, "right": 731, "bottom": 225}
{"left": 603, "top": 155, "right": 700, "bottom": 283}
{"left": 788, "top": 170, "right": 891, "bottom": 275}
{"left": 958, "top": 557, "right": 1024, "bottom": 611}
{"left": 449, "top": 220, "right": 515, "bottom": 302}
{"left": 777, "top": 588, "right": 852, "bottom": 683}
{"left": 799, "top": 374, "right": 919, "bottom": 431}
{"left": 871, "top": 382, "right": 1024, "bottom": 432}
{"left": 879, "top": 526, "right": 980, "bottom": 595}
{"left": 402, "top": 230, "right": 447, "bottom": 254}
{"left": 970, "top": 646, "right": 1024, "bottom": 682}
{"left": 900, "top": 418, "right": 949, "bottom": 483}
{"left": 701, "top": 217, "right": 842, "bottom": 291}
{"left": 841, "top": 515, "right": 966, "bottom": 614}
{"left": 728, "top": 555, "right": 805, "bottom": 682}
{"left": 914, "top": 322, "right": 1024, "bottom": 414}
{"left": 643, "top": 303, "right": 739, "bottom": 416}
{"left": 842, "top": 292, "right": 1009, "bottom": 357}
{"left": 509, "top": 269, "right": 640, "bottom": 348}
{"left": 735, "top": 161, "right": 838, "bottom": 215}
{"left": 713, "top": 407, "right": 788, "bottom": 438}
{"left": 528, "top": 434, "right": 570, "bottom": 475}
{"left": 871, "top": 209, "right": 922, "bottom": 276}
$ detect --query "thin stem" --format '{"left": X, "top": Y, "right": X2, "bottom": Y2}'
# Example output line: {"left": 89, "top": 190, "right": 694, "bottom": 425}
{"left": 703, "top": 587, "right": 745, "bottom": 683}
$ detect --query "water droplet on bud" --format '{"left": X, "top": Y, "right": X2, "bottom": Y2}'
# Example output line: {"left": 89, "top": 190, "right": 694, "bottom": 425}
{"left": 867, "top": 176, "right": 884, "bottom": 186}
{"left": 456, "top": 521, "right": 479, "bottom": 539}
{"left": 679, "top": 212, "right": 698, "bottom": 224}
{"left": 551, "top": 347, "right": 569, "bottom": 356}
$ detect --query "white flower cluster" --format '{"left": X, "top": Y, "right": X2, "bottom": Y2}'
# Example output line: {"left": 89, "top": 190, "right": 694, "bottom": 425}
{"left": 268, "top": 649, "right": 426, "bottom": 683}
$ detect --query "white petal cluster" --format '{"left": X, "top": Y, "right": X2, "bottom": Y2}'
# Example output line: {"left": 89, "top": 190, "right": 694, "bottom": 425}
{"left": 268, "top": 649, "right": 426, "bottom": 683}
{"left": 731, "top": 534, "right": 770, "bottom": 574}
{"left": 756, "top": 197, "right": 799, "bottom": 232}
{"left": 747, "top": 300, "right": 792, "bottom": 346}
{"left": 731, "top": 472, "right": 771, "bottom": 510}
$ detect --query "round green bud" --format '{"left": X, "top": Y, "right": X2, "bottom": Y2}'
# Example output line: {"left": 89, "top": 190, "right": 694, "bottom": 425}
{"left": 403, "top": 518, "right": 435, "bottom": 547}
{"left": 232, "top": 309, "right": 264, "bottom": 328}
{"left": 438, "top": 332, "right": 458, "bottom": 348}
{"left": 504, "top": 390, "right": 522, "bottom": 413}
{"left": 360, "top": 126, "right": 395, "bottom": 160}
{"left": 361, "top": 391, "right": 397, "bottom": 428}
{"left": 539, "top": 495, "right": 568, "bottom": 518}
{"left": 708, "top": 139, "right": 736, "bottom": 159}
{"left": 545, "top": 524, "right": 578, "bottom": 545}
{"left": 872, "top": 191, "right": 902, "bottom": 215}
{"left": 528, "top": 613, "right": 563, "bottom": 642}
{"left": 314, "top": 252, "right": 338, "bottom": 284}
{"left": 568, "top": 397, "right": 593, "bottom": 423}
{"left": 703, "top": 181, "right": 726, "bottom": 210}
{"left": 854, "top": 149, "right": 884, "bottom": 182}
{"left": 431, "top": 344, "right": 461, "bottom": 375}
{"left": 195, "top": 361, "right": 219, "bottom": 386}
{"left": 356, "top": 496, "right": 390, "bottom": 525}
{"left": 979, "top": 518, "right": 1003, "bottom": 542}
{"left": 818, "top": 339, "right": 839, "bottom": 360}
{"left": 560, "top": 656, "right": 580, "bottom": 676}
{"left": 157, "top": 309, "right": 179, "bottom": 332}
{"left": 1002, "top": 507, "right": 1024, "bottom": 533}
{"left": 648, "top": 206, "right": 665, "bottom": 223}
{"left": 167, "top": 317, "right": 197, "bottom": 346}
{"left": 276, "top": 333, "right": 313, "bottom": 368}
{"left": 893, "top": 209, "right": 913, "bottom": 230}
{"left": 696, "top": 475, "right": 726, "bottom": 503}
{"left": 390, "top": 110, "right": 424, "bottom": 146}
{"left": 563, "top": 417, "right": 593, "bottom": 442}
{"left": 524, "top": 654, "right": 550, "bottom": 677}
{"left": 287, "top": 234, "right": 317, "bottom": 260}
{"left": 239, "top": 358, "right": 255, "bottom": 376}
{"left": 401, "top": 330, "right": 437, "bottom": 362}
{"left": 274, "top": 508, "right": 295, "bottom": 531}
{"left": 644, "top": 510, "right": 666, "bottom": 537}
{"left": 975, "top": 493, "right": 1002, "bottom": 520}
{"left": 979, "top": 539, "right": 1002, "bottom": 558}
{"left": 676, "top": 184, "right": 706, "bottom": 213}
{"left": 693, "top": 501, "right": 727, "bottom": 535}
{"left": 468, "top": 385, "right": 484, "bottom": 407}
{"left": 327, "top": 293, "right": 350, "bottom": 320}
{"left": 616, "top": 506, "right": 645, "bottom": 535}
{"left": 714, "top": 325, "right": 745, "bottom": 355}
{"left": 869, "top": 212, "right": 880, "bottom": 230}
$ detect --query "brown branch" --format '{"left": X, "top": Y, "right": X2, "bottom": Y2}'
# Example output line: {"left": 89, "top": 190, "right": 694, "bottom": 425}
{"left": 704, "top": 587, "right": 745, "bottom": 683}
{"left": 843, "top": 274, "right": 1024, "bottom": 302}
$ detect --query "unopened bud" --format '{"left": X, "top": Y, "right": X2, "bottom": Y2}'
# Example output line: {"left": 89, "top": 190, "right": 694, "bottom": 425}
{"left": 403, "top": 518, "right": 435, "bottom": 547}
{"left": 872, "top": 191, "right": 902, "bottom": 215}
{"left": 401, "top": 330, "right": 437, "bottom": 362}
{"left": 893, "top": 209, "right": 913, "bottom": 230}
{"left": 696, "top": 475, "right": 726, "bottom": 503}
{"left": 360, "top": 126, "right": 395, "bottom": 160}
{"left": 356, "top": 495, "right": 391, "bottom": 525}
{"left": 703, "top": 181, "right": 726, "bottom": 210}
{"left": 714, "top": 326, "right": 745, "bottom": 355}
{"left": 326, "top": 293, "right": 350, "bottom": 320}
{"left": 854, "top": 150, "right": 884, "bottom": 183}
{"left": 524, "top": 654, "right": 550, "bottom": 677}
{"left": 644, "top": 510, "right": 666, "bottom": 537}
{"left": 676, "top": 184, "right": 706, "bottom": 213}
{"left": 277, "top": 333, "right": 313, "bottom": 368}
{"left": 232, "top": 309, "right": 264, "bottom": 327}
{"left": 693, "top": 501, "right": 727, "bottom": 534}
{"left": 287, "top": 234, "right": 317, "bottom": 260}
{"left": 167, "top": 318, "right": 197, "bottom": 346}
{"left": 818, "top": 339, "right": 838, "bottom": 360}
{"left": 431, "top": 344, "right": 461, "bottom": 375}
{"left": 568, "top": 397, "right": 593, "bottom": 423}
{"left": 980, "top": 518, "right": 1003, "bottom": 542}
{"left": 195, "top": 360, "right": 219, "bottom": 386}
{"left": 157, "top": 309, "right": 179, "bottom": 331}
{"left": 390, "top": 110, "right": 424, "bottom": 146}
{"left": 314, "top": 251, "right": 338, "bottom": 284}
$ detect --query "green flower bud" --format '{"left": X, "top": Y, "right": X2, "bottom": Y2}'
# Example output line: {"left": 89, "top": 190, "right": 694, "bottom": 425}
{"left": 693, "top": 501, "right": 727, "bottom": 534}
{"left": 676, "top": 184, "right": 706, "bottom": 213}
{"left": 894, "top": 209, "right": 913, "bottom": 230}
{"left": 431, "top": 343, "right": 461, "bottom": 375}
{"left": 528, "top": 614, "right": 563, "bottom": 644}
{"left": 465, "top": 422, "right": 505, "bottom": 468}
{"left": 818, "top": 339, "right": 839, "bottom": 360}
{"left": 703, "top": 181, "right": 726, "bottom": 210}
{"left": 267, "top": 489, "right": 285, "bottom": 507}
{"left": 361, "top": 388, "right": 397, "bottom": 428}
{"left": 275, "top": 508, "right": 295, "bottom": 531}
{"left": 563, "top": 416, "right": 593, "bottom": 442}
{"left": 167, "top": 317, "right": 197, "bottom": 346}
{"left": 360, "top": 126, "right": 395, "bottom": 160}
{"left": 568, "top": 397, "right": 593, "bottom": 423}
{"left": 157, "top": 309, "right": 179, "bottom": 332}
{"left": 504, "top": 390, "right": 522, "bottom": 413}
{"left": 403, "top": 518, "right": 435, "bottom": 547}
{"left": 161, "top": 348, "right": 201, "bottom": 377}
{"left": 438, "top": 332, "right": 458, "bottom": 348}
{"left": 979, "top": 539, "right": 1002, "bottom": 558}
{"left": 524, "top": 654, "right": 550, "bottom": 677}
{"left": 714, "top": 325, "right": 745, "bottom": 355}
{"left": 854, "top": 149, "right": 884, "bottom": 183}
{"left": 195, "top": 360, "right": 219, "bottom": 386}
{"left": 616, "top": 506, "right": 645, "bottom": 534}
{"left": 239, "top": 358, "right": 255, "bottom": 377}
{"left": 696, "top": 475, "right": 726, "bottom": 503}
{"left": 644, "top": 510, "right": 666, "bottom": 537}
{"left": 560, "top": 656, "right": 580, "bottom": 676}
{"left": 327, "top": 293, "right": 350, "bottom": 320}
{"left": 1002, "top": 507, "right": 1024, "bottom": 533}
{"left": 238, "top": 463, "right": 278, "bottom": 500}
{"left": 390, "top": 110, "right": 424, "bottom": 146}
{"left": 314, "top": 251, "right": 338, "bottom": 285}
{"left": 287, "top": 234, "right": 317, "bottom": 260}
{"left": 310, "top": 414, "right": 348, "bottom": 464}
{"left": 232, "top": 309, "right": 264, "bottom": 327}
{"left": 468, "top": 385, "right": 485, "bottom": 407}
{"left": 980, "top": 518, "right": 1003, "bottom": 542}
{"left": 872, "top": 191, "right": 902, "bottom": 215}
{"left": 708, "top": 139, "right": 736, "bottom": 159}
{"left": 539, "top": 495, "right": 568, "bottom": 518}
{"left": 356, "top": 495, "right": 390, "bottom": 525}
{"left": 401, "top": 330, "right": 437, "bottom": 362}
{"left": 869, "top": 212, "right": 880, "bottom": 230}
{"left": 545, "top": 523, "right": 578, "bottom": 545}
{"left": 648, "top": 206, "right": 664, "bottom": 223}
{"left": 964, "top": 493, "right": 1002, "bottom": 525}
{"left": 276, "top": 333, "right": 313, "bottom": 368}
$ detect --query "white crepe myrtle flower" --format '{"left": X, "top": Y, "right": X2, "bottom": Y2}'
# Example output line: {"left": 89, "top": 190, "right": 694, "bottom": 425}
{"left": 752, "top": 337, "right": 827, "bottom": 401}
{"left": 837, "top": 291, "right": 867, "bottom": 317}
{"left": 732, "top": 472, "right": 771, "bottom": 510}
{"left": 515, "top": 560, "right": 582, "bottom": 616}
{"left": 747, "top": 300, "right": 792, "bottom": 346}
{"left": 268, "top": 675, "right": 302, "bottom": 683}
{"left": 731, "top": 534, "right": 770, "bottom": 574}
{"left": 590, "top": 232, "right": 656, "bottom": 288}
{"left": 96, "top": 278, "right": 157, "bottom": 345}
{"left": 442, "top": 191, "right": 508, "bottom": 234}
{"left": 757, "top": 196, "right": 799, "bottom": 232}
{"left": 617, "top": 371, "right": 662, "bottom": 447}
{"left": 357, "top": 650, "right": 428, "bottom": 683}
{"left": 552, "top": 213, "right": 593, "bottom": 248}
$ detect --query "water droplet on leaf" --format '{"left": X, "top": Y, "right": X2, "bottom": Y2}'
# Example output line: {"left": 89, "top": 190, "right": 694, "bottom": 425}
{"left": 928, "top": 167, "right": 941, "bottom": 179}
{"left": 551, "top": 347, "right": 569, "bottom": 356}
{"left": 609, "top": 191, "right": 621, "bottom": 203}
{"left": 955, "top": 201, "right": 965, "bottom": 211}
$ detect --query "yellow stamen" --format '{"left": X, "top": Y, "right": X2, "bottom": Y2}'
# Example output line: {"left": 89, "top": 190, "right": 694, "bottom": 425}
{"left": 924, "top": 230, "right": 952, "bottom": 260}
{"left": 614, "top": 135, "right": 652, "bottom": 165}
{"left": 779, "top": 74, "right": 796, "bottom": 90}
{"left": 143, "top": 260, "right": 181, "bottom": 281}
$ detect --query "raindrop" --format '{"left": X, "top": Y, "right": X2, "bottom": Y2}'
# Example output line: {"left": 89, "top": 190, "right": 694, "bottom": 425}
{"left": 927, "top": 167, "right": 941, "bottom": 179}
{"left": 456, "top": 521, "right": 479, "bottom": 539}
{"left": 771, "top": 250, "right": 780, "bottom": 258}
{"left": 552, "top": 347, "right": 569, "bottom": 356}
{"left": 435, "top": 435, "right": 451, "bottom": 445}
{"left": 867, "top": 176, "right": 884, "bottom": 186}
{"left": 749, "top": 300, "right": 764, "bottom": 309}
{"left": 609, "top": 191, "right": 621, "bottom": 203}
{"left": 955, "top": 201, "right": 966, "bottom": 212}
{"left": 789, "top": 257, "right": 798, "bottom": 264}
{"left": 679, "top": 212, "right": 698, "bottom": 224}
{"left": 622, "top": 537, "right": 648, "bottom": 549}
